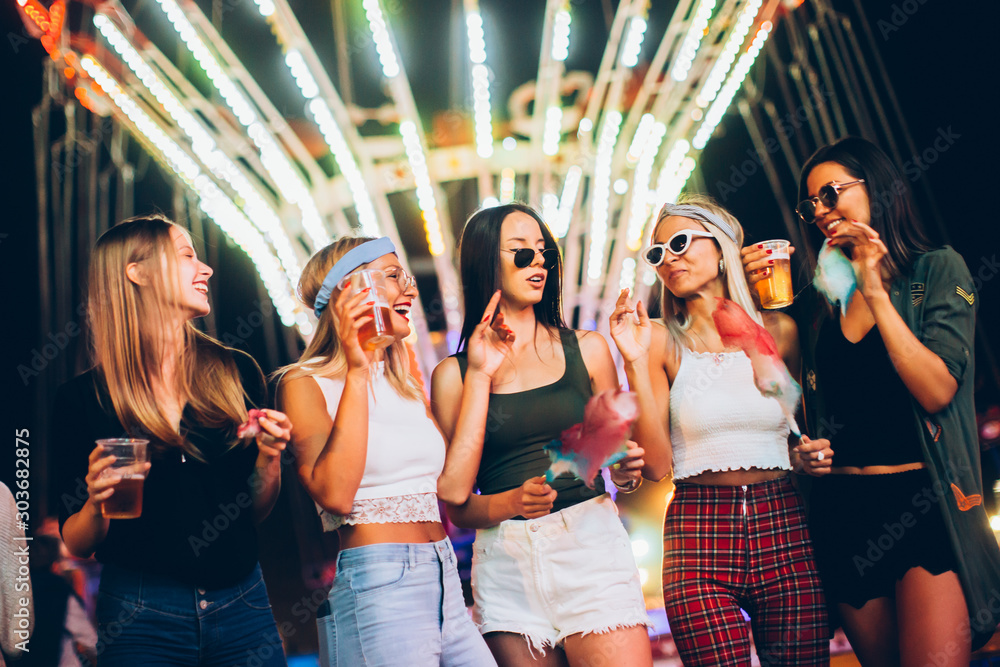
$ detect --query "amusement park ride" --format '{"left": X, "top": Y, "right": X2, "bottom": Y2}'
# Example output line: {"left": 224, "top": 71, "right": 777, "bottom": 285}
{"left": 16, "top": 0, "right": 913, "bottom": 373}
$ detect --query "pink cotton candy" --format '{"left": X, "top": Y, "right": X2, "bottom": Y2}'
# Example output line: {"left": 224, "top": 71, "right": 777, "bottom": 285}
{"left": 544, "top": 390, "right": 639, "bottom": 487}
{"left": 237, "top": 409, "right": 265, "bottom": 439}
{"left": 712, "top": 299, "right": 802, "bottom": 435}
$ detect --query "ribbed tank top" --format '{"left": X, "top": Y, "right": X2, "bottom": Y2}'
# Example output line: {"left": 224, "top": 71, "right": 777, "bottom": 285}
{"left": 668, "top": 347, "right": 791, "bottom": 480}
{"left": 456, "top": 328, "right": 605, "bottom": 517}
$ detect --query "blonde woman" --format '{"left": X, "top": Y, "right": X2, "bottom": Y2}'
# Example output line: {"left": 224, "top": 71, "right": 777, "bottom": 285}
{"left": 55, "top": 215, "right": 290, "bottom": 666}
{"left": 610, "top": 195, "right": 831, "bottom": 665}
{"left": 277, "top": 237, "right": 503, "bottom": 666}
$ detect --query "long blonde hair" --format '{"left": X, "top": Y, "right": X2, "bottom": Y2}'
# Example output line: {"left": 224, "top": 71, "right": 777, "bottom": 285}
{"left": 651, "top": 194, "right": 763, "bottom": 354}
{"left": 88, "top": 215, "right": 254, "bottom": 458}
{"left": 278, "top": 237, "right": 423, "bottom": 401}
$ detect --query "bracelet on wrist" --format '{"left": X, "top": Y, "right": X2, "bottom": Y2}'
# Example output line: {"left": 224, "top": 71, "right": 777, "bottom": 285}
{"left": 612, "top": 476, "right": 642, "bottom": 494}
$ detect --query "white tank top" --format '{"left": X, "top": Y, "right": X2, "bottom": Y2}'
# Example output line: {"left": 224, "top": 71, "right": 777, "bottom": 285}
{"left": 668, "top": 348, "right": 791, "bottom": 481}
{"left": 310, "top": 362, "right": 445, "bottom": 530}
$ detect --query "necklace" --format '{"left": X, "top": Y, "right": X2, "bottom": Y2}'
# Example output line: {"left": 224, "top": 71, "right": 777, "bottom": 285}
{"left": 688, "top": 327, "right": 726, "bottom": 365}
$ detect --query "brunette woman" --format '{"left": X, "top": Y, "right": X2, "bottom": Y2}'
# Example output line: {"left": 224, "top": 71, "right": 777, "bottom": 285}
{"left": 743, "top": 136, "right": 1000, "bottom": 665}
{"left": 432, "top": 204, "right": 652, "bottom": 666}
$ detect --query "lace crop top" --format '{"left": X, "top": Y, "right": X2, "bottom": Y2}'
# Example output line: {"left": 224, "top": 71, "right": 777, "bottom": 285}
{"left": 310, "top": 362, "right": 445, "bottom": 530}
{"left": 668, "top": 348, "right": 792, "bottom": 480}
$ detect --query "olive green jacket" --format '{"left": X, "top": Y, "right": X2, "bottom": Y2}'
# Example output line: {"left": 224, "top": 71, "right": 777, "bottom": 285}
{"left": 800, "top": 246, "right": 1000, "bottom": 650}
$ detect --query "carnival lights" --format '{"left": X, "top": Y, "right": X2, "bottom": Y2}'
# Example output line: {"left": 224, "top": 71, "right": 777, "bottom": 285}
{"left": 543, "top": 106, "right": 563, "bottom": 156}
{"left": 362, "top": 0, "right": 400, "bottom": 78}
{"left": 670, "top": 0, "right": 716, "bottom": 82}
{"left": 587, "top": 111, "right": 623, "bottom": 283}
{"left": 79, "top": 54, "right": 307, "bottom": 333}
{"left": 466, "top": 5, "right": 495, "bottom": 158}
{"left": 92, "top": 14, "right": 302, "bottom": 286}
{"left": 694, "top": 21, "right": 773, "bottom": 149}
{"left": 696, "top": 0, "right": 763, "bottom": 107}
{"left": 400, "top": 120, "right": 446, "bottom": 256}
{"left": 551, "top": 5, "right": 571, "bottom": 61}
{"left": 151, "top": 0, "right": 331, "bottom": 248}
{"left": 551, "top": 165, "right": 582, "bottom": 239}
{"left": 620, "top": 16, "right": 648, "bottom": 68}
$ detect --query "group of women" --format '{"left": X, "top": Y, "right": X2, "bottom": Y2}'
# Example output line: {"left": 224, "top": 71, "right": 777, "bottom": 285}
{"left": 54, "top": 135, "right": 999, "bottom": 667}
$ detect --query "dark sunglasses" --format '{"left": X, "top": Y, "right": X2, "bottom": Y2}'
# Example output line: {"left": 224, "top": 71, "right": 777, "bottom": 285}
{"left": 796, "top": 179, "right": 865, "bottom": 224}
{"left": 502, "top": 247, "right": 560, "bottom": 269}
{"left": 644, "top": 229, "right": 715, "bottom": 267}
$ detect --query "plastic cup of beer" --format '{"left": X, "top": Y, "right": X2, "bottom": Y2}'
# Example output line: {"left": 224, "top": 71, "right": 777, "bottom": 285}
{"left": 754, "top": 240, "right": 794, "bottom": 309}
{"left": 338, "top": 269, "right": 395, "bottom": 351}
{"left": 97, "top": 438, "right": 149, "bottom": 519}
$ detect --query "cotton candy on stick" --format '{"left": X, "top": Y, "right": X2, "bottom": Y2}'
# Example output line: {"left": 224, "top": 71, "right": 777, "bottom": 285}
{"left": 815, "top": 239, "right": 857, "bottom": 316}
{"left": 712, "top": 299, "right": 802, "bottom": 436}
{"left": 543, "top": 390, "right": 639, "bottom": 488}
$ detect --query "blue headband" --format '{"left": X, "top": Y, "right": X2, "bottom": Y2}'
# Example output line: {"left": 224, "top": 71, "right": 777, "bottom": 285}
{"left": 659, "top": 203, "right": 738, "bottom": 243}
{"left": 313, "top": 237, "right": 396, "bottom": 318}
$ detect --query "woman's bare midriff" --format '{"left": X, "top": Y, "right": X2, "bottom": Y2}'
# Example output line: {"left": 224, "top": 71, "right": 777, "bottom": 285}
{"left": 338, "top": 521, "right": 448, "bottom": 550}
{"left": 680, "top": 468, "right": 787, "bottom": 486}
{"left": 830, "top": 461, "right": 926, "bottom": 475}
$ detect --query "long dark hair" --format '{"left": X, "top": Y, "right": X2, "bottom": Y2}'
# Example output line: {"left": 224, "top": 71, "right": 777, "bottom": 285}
{"left": 457, "top": 203, "right": 567, "bottom": 352}
{"left": 799, "top": 136, "right": 933, "bottom": 278}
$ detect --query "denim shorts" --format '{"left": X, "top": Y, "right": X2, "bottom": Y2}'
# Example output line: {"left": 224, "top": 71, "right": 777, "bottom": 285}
{"left": 471, "top": 494, "right": 650, "bottom": 652}
{"left": 318, "top": 538, "right": 495, "bottom": 667}
{"left": 95, "top": 563, "right": 286, "bottom": 666}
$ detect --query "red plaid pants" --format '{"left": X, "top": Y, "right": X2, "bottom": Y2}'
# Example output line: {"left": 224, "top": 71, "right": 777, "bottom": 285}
{"left": 662, "top": 476, "right": 829, "bottom": 666}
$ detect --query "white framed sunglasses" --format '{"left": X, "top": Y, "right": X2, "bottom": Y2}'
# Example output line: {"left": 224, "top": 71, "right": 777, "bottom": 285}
{"left": 644, "top": 229, "right": 716, "bottom": 267}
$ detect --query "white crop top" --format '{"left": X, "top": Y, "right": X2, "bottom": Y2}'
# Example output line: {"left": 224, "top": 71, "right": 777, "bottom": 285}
{"left": 310, "top": 362, "right": 445, "bottom": 530}
{"left": 669, "top": 348, "right": 791, "bottom": 481}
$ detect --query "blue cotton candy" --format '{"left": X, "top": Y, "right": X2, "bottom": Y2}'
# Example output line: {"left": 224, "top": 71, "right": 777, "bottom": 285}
{"left": 814, "top": 240, "right": 857, "bottom": 315}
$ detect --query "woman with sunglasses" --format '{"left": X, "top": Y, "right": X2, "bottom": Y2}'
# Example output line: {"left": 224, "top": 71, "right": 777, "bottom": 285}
{"left": 742, "top": 136, "right": 1000, "bottom": 665}
{"left": 610, "top": 194, "right": 831, "bottom": 665}
{"left": 276, "top": 237, "right": 500, "bottom": 666}
{"left": 431, "top": 204, "right": 652, "bottom": 666}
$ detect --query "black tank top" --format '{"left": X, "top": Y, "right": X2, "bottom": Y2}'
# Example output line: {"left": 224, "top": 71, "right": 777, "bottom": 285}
{"left": 815, "top": 317, "right": 923, "bottom": 466}
{"left": 455, "top": 328, "right": 605, "bottom": 517}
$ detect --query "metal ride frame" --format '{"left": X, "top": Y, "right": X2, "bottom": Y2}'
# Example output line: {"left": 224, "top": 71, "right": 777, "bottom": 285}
{"left": 25, "top": 0, "right": 961, "bottom": 401}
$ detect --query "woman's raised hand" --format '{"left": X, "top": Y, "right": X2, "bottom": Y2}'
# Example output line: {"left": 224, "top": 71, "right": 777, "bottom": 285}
{"left": 609, "top": 289, "right": 651, "bottom": 363}
{"left": 466, "top": 290, "right": 515, "bottom": 378}
{"left": 332, "top": 285, "right": 374, "bottom": 371}
{"left": 827, "top": 221, "right": 889, "bottom": 298}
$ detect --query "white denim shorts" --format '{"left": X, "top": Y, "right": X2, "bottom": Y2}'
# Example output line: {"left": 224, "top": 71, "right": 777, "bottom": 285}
{"left": 470, "top": 494, "right": 650, "bottom": 652}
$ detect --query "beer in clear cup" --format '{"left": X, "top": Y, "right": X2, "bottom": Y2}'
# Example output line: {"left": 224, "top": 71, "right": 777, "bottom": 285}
{"left": 339, "top": 269, "right": 395, "bottom": 351}
{"left": 97, "top": 438, "right": 149, "bottom": 519}
{"left": 755, "top": 240, "right": 794, "bottom": 309}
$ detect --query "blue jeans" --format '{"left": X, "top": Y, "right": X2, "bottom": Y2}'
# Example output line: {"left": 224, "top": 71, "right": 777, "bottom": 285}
{"left": 95, "top": 563, "right": 286, "bottom": 666}
{"left": 318, "top": 538, "right": 496, "bottom": 667}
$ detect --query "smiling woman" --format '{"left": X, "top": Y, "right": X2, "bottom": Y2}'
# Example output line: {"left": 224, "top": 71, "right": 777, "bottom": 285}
{"left": 741, "top": 137, "right": 1000, "bottom": 666}
{"left": 275, "top": 236, "right": 499, "bottom": 666}
{"left": 55, "top": 214, "right": 291, "bottom": 666}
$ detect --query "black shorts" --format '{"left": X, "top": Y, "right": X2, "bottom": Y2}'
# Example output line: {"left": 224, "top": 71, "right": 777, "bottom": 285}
{"left": 807, "top": 468, "right": 958, "bottom": 609}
